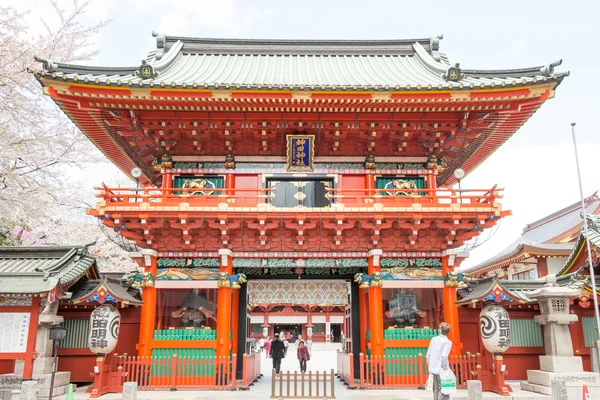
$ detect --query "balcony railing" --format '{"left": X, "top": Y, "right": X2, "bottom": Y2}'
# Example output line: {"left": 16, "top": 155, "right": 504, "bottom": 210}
{"left": 94, "top": 185, "right": 502, "bottom": 210}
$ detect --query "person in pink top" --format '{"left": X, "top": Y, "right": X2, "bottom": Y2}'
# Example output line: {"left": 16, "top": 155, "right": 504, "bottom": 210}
{"left": 297, "top": 340, "right": 310, "bottom": 373}
{"left": 265, "top": 336, "right": 271, "bottom": 357}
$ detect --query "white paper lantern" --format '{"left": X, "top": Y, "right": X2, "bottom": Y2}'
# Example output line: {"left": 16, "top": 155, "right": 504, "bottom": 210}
{"left": 479, "top": 304, "right": 511, "bottom": 353}
{"left": 88, "top": 305, "right": 120, "bottom": 354}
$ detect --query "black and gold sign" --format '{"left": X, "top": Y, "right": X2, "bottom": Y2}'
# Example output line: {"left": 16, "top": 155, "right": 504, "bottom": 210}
{"left": 286, "top": 135, "right": 315, "bottom": 172}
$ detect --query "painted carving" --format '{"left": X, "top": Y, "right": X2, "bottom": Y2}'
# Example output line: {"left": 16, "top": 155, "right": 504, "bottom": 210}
{"left": 181, "top": 178, "right": 216, "bottom": 195}
{"left": 224, "top": 154, "right": 236, "bottom": 169}
{"left": 380, "top": 267, "right": 442, "bottom": 280}
{"left": 157, "top": 267, "right": 220, "bottom": 280}
{"left": 152, "top": 154, "right": 173, "bottom": 172}
{"left": 127, "top": 271, "right": 155, "bottom": 288}
{"left": 364, "top": 155, "right": 376, "bottom": 170}
{"left": 479, "top": 304, "right": 511, "bottom": 353}
{"left": 426, "top": 154, "right": 448, "bottom": 174}
{"left": 217, "top": 272, "right": 247, "bottom": 289}
{"left": 384, "top": 179, "right": 418, "bottom": 196}
{"left": 354, "top": 272, "right": 383, "bottom": 289}
{"left": 444, "top": 271, "right": 471, "bottom": 289}
{"left": 0, "top": 296, "right": 33, "bottom": 307}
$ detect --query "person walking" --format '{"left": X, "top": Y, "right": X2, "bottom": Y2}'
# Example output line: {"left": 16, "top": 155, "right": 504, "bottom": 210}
{"left": 426, "top": 322, "right": 452, "bottom": 400}
{"left": 269, "top": 333, "right": 286, "bottom": 374}
{"left": 305, "top": 336, "right": 313, "bottom": 356}
{"left": 297, "top": 340, "right": 310, "bottom": 373}
{"left": 283, "top": 336, "right": 289, "bottom": 356}
{"left": 258, "top": 336, "right": 265, "bottom": 353}
{"left": 265, "top": 336, "right": 272, "bottom": 358}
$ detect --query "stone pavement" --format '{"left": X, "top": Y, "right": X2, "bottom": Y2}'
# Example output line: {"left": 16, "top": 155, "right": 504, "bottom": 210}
{"left": 56, "top": 343, "right": 551, "bottom": 399}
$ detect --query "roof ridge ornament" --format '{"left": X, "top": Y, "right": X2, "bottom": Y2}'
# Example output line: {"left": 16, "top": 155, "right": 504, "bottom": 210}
{"left": 429, "top": 34, "right": 443, "bottom": 62}
{"left": 540, "top": 59, "right": 562, "bottom": 76}
{"left": 154, "top": 31, "right": 166, "bottom": 60}
{"left": 443, "top": 63, "right": 464, "bottom": 82}
{"left": 135, "top": 60, "right": 158, "bottom": 80}
{"left": 34, "top": 56, "right": 57, "bottom": 73}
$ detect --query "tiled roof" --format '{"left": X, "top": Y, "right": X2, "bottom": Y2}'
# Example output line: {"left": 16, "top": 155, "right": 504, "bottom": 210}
{"left": 556, "top": 214, "right": 600, "bottom": 276}
{"left": 34, "top": 33, "right": 568, "bottom": 91}
{"left": 463, "top": 193, "right": 600, "bottom": 274}
{"left": 0, "top": 245, "right": 98, "bottom": 295}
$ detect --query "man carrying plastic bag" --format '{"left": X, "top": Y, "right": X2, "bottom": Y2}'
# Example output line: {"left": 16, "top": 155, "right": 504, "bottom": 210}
{"left": 426, "top": 322, "right": 454, "bottom": 400}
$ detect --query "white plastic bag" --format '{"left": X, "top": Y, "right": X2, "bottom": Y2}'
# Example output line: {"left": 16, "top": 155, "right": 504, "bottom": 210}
{"left": 440, "top": 369, "right": 457, "bottom": 395}
{"left": 426, "top": 374, "right": 433, "bottom": 391}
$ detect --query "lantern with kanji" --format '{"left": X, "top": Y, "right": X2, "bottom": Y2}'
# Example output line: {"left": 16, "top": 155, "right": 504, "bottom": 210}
{"left": 88, "top": 305, "right": 121, "bottom": 354}
{"left": 479, "top": 304, "right": 511, "bottom": 353}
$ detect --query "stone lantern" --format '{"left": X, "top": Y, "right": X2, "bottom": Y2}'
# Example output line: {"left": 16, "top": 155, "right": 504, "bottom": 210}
{"left": 521, "top": 275, "right": 599, "bottom": 396}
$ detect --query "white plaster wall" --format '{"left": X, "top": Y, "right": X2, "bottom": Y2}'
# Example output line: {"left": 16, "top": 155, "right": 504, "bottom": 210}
{"left": 547, "top": 257, "right": 568, "bottom": 275}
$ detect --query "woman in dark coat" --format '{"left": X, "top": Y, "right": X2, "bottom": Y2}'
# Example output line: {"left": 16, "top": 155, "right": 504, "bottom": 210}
{"left": 297, "top": 340, "right": 310, "bottom": 373}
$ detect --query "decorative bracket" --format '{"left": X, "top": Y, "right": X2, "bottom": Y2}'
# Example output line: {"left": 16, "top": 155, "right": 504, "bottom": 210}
{"left": 218, "top": 272, "right": 247, "bottom": 289}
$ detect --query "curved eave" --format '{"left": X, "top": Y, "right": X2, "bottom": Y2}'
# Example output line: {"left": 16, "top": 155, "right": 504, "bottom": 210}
{"left": 33, "top": 69, "right": 567, "bottom": 92}
{"left": 465, "top": 243, "right": 574, "bottom": 277}
{"left": 38, "top": 76, "right": 561, "bottom": 186}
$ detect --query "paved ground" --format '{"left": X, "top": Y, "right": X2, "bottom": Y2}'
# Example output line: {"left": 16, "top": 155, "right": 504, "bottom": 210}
{"left": 56, "top": 343, "right": 550, "bottom": 399}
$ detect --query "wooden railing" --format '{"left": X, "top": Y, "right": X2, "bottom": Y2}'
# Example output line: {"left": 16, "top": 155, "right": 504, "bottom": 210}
{"left": 271, "top": 369, "right": 335, "bottom": 399}
{"left": 241, "top": 352, "right": 262, "bottom": 389}
{"left": 358, "top": 353, "right": 481, "bottom": 389}
{"left": 93, "top": 186, "right": 502, "bottom": 209}
{"left": 336, "top": 351, "right": 354, "bottom": 388}
{"left": 113, "top": 354, "right": 236, "bottom": 390}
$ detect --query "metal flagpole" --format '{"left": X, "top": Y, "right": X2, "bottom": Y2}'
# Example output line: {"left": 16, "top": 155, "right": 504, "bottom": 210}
{"left": 570, "top": 122, "right": 600, "bottom": 337}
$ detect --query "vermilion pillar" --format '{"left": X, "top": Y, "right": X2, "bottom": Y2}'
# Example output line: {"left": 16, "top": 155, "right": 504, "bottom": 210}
{"left": 368, "top": 249, "right": 384, "bottom": 358}
{"left": 137, "top": 249, "right": 157, "bottom": 357}
{"left": 442, "top": 254, "right": 461, "bottom": 355}
{"left": 216, "top": 249, "right": 233, "bottom": 358}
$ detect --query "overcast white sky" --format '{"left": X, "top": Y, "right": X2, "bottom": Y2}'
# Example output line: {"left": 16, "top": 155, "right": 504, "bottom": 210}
{"left": 21, "top": 0, "right": 600, "bottom": 267}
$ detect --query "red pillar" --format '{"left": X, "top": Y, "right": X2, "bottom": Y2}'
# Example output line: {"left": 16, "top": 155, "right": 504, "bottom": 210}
{"left": 442, "top": 254, "right": 461, "bottom": 355}
{"left": 137, "top": 250, "right": 157, "bottom": 357}
{"left": 368, "top": 249, "right": 384, "bottom": 358}
{"left": 216, "top": 249, "right": 233, "bottom": 358}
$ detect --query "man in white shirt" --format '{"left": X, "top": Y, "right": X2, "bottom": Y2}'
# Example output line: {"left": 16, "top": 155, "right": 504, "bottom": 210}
{"left": 426, "top": 322, "right": 452, "bottom": 400}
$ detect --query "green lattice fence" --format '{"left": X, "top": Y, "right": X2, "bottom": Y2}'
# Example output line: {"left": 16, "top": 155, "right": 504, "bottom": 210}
{"left": 511, "top": 318, "right": 543, "bottom": 347}
{"left": 58, "top": 319, "right": 88, "bottom": 349}
{"left": 583, "top": 317, "right": 599, "bottom": 347}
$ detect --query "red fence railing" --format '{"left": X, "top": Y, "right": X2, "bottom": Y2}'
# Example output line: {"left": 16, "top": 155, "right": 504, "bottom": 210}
{"left": 241, "top": 352, "right": 262, "bottom": 389}
{"left": 94, "top": 186, "right": 502, "bottom": 209}
{"left": 336, "top": 351, "right": 355, "bottom": 388}
{"left": 358, "top": 353, "right": 481, "bottom": 389}
{"left": 114, "top": 354, "right": 236, "bottom": 390}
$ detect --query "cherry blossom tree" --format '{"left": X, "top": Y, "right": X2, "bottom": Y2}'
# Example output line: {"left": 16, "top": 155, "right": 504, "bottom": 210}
{"left": 0, "top": 1, "right": 136, "bottom": 271}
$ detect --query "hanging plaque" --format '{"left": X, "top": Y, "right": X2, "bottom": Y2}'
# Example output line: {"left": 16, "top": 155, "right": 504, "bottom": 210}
{"left": 88, "top": 305, "right": 120, "bottom": 354}
{"left": 479, "top": 304, "right": 511, "bottom": 353}
{"left": 286, "top": 135, "right": 314, "bottom": 172}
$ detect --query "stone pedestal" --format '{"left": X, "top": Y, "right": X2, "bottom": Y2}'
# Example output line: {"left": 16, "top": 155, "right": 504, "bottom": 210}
{"left": 520, "top": 276, "right": 600, "bottom": 396}
{"left": 13, "top": 304, "right": 71, "bottom": 399}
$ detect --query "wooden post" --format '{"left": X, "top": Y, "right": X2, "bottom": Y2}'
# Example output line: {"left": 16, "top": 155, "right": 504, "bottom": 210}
{"left": 137, "top": 250, "right": 157, "bottom": 357}
{"left": 368, "top": 249, "right": 384, "bottom": 358}
{"left": 442, "top": 254, "right": 461, "bottom": 356}
{"left": 216, "top": 249, "right": 233, "bottom": 358}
